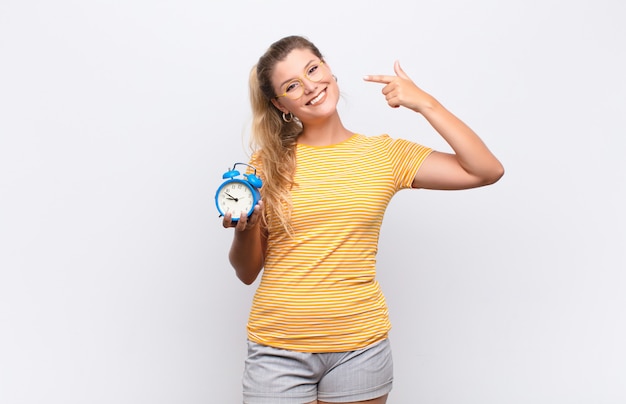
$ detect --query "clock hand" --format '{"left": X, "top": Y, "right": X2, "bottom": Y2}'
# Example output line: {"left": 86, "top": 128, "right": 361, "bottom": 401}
{"left": 225, "top": 192, "right": 239, "bottom": 202}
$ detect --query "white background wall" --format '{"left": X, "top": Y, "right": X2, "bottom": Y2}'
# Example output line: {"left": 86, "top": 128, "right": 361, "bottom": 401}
{"left": 1, "top": 0, "right": 625, "bottom": 403}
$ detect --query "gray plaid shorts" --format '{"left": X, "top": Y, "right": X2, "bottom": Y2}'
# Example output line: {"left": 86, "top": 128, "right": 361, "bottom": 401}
{"left": 242, "top": 338, "right": 393, "bottom": 403}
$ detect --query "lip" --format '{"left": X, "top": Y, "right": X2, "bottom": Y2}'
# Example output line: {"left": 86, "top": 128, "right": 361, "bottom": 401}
{"left": 306, "top": 88, "right": 327, "bottom": 106}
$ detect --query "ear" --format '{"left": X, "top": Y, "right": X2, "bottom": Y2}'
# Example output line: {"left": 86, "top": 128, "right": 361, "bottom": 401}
{"left": 271, "top": 98, "right": 288, "bottom": 114}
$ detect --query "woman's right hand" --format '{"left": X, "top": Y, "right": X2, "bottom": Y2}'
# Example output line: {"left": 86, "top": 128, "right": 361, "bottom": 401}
{"left": 222, "top": 200, "right": 264, "bottom": 232}
{"left": 225, "top": 200, "right": 266, "bottom": 284}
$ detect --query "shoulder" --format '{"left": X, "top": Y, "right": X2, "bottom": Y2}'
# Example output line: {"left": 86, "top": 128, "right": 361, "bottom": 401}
{"left": 354, "top": 133, "right": 390, "bottom": 142}
{"left": 356, "top": 133, "right": 425, "bottom": 150}
{"left": 349, "top": 133, "right": 393, "bottom": 147}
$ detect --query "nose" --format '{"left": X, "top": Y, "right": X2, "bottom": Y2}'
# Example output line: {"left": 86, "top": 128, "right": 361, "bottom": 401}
{"left": 302, "top": 79, "right": 318, "bottom": 95}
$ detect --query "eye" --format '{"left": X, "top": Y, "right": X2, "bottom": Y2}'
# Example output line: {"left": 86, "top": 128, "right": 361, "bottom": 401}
{"left": 285, "top": 80, "right": 301, "bottom": 93}
{"left": 307, "top": 64, "right": 319, "bottom": 76}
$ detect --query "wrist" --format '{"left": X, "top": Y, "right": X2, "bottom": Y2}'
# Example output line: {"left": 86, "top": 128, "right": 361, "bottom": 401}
{"left": 413, "top": 96, "right": 440, "bottom": 114}
{"left": 408, "top": 93, "right": 436, "bottom": 113}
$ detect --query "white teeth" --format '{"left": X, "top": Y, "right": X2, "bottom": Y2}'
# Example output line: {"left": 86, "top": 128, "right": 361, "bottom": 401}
{"left": 310, "top": 91, "right": 325, "bottom": 105}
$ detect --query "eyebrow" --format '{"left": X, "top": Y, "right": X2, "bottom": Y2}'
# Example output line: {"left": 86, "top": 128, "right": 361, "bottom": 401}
{"left": 278, "top": 59, "right": 319, "bottom": 90}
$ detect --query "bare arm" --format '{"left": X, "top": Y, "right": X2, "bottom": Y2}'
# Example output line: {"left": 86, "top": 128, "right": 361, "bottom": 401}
{"left": 364, "top": 61, "right": 504, "bottom": 190}
{"left": 412, "top": 99, "right": 504, "bottom": 190}
{"left": 223, "top": 201, "right": 266, "bottom": 285}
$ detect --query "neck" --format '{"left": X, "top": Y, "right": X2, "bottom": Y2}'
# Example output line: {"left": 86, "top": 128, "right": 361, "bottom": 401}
{"left": 297, "top": 114, "right": 352, "bottom": 147}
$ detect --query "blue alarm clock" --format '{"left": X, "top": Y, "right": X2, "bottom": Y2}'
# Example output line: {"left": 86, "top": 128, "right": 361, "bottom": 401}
{"left": 215, "top": 163, "right": 262, "bottom": 222}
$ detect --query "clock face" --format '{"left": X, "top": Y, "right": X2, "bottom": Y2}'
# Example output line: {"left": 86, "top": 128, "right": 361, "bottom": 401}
{"left": 216, "top": 181, "right": 255, "bottom": 220}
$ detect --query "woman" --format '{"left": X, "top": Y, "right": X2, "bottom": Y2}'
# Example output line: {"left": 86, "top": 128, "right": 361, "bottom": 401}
{"left": 223, "top": 35, "right": 504, "bottom": 404}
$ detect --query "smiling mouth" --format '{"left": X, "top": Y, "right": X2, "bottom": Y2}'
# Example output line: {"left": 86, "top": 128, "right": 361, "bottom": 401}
{"left": 308, "top": 90, "right": 326, "bottom": 105}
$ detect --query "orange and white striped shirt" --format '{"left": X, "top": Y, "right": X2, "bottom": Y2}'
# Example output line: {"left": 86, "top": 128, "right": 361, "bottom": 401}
{"left": 247, "top": 134, "right": 432, "bottom": 352}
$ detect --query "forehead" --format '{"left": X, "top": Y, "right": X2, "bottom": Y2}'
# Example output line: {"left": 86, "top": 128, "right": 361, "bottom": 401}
{"left": 271, "top": 48, "right": 318, "bottom": 83}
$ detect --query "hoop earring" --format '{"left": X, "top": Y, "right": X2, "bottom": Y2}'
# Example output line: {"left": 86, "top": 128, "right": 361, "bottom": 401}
{"left": 333, "top": 75, "right": 338, "bottom": 82}
{"left": 282, "top": 112, "right": 293, "bottom": 123}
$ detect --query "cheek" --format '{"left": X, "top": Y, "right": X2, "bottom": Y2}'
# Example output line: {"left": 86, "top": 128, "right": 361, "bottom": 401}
{"left": 327, "top": 77, "right": 340, "bottom": 96}
{"left": 327, "top": 81, "right": 341, "bottom": 104}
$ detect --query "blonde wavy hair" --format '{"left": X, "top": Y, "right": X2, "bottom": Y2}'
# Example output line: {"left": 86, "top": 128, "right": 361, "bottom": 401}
{"left": 248, "top": 36, "right": 324, "bottom": 236}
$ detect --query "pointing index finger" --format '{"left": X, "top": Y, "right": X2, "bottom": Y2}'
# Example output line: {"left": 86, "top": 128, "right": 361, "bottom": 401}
{"left": 363, "top": 74, "right": 395, "bottom": 84}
